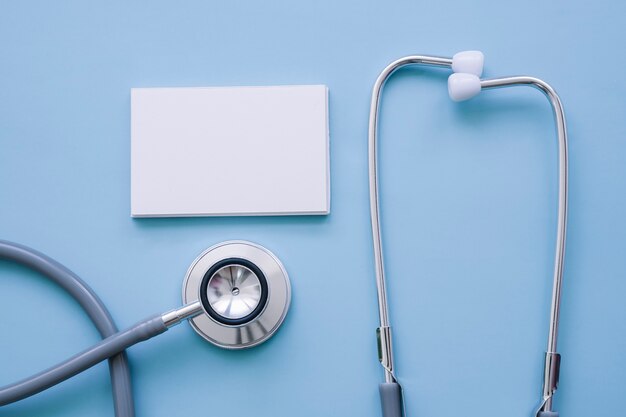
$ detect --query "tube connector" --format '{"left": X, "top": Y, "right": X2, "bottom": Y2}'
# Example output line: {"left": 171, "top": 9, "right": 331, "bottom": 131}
{"left": 377, "top": 326, "right": 396, "bottom": 381}
{"left": 536, "top": 351, "right": 561, "bottom": 416}
{"left": 544, "top": 352, "right": 561, "bottom": 394}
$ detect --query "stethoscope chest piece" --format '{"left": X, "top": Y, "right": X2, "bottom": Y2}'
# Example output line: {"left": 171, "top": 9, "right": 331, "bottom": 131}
{"left": 183, "top": 241, "right": 291, "bottom": 349}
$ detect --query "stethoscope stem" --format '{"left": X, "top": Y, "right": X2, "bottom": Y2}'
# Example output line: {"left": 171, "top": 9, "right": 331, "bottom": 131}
{"left": 161, "top": 301, "right": 204, "bottom": 328}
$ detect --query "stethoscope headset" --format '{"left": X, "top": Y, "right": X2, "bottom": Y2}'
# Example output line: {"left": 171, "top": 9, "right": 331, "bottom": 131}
{"left": 368, "top": 51, "right": 568, "bottom": 417}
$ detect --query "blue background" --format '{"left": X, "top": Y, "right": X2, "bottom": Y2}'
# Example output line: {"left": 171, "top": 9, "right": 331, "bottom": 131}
{"left": 1, "top": 1, "right": 625, "bottom": 416}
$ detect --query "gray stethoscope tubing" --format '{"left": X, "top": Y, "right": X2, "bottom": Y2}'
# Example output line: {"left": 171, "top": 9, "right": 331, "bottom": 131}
{"left": 369, "top": 54, "right": 568, "bottom": 417}
{"left": 0, "top": 240, "right": 291, "bottom": 416}
{"left": 0, "top": 240, "right": 137, "bottom": 416}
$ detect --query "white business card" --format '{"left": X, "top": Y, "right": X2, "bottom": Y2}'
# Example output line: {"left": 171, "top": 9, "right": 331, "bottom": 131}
{"left": 131, "top": 85, "right": 329, "bottom": 217}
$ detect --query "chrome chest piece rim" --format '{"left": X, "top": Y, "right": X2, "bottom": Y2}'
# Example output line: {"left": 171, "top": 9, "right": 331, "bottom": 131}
{"left": 182, "top": 241, "right": 291, "bottom": 349}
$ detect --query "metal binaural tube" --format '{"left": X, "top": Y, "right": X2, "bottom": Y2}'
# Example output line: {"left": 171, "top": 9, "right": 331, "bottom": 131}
{"left": 368, "top": 55, "right": 453, "bottom": 383}
{"left": 480, "top": 76, "right": 568, "bottom": 413}
{"left": 369, "top": 62, "right": 568, "bottom": 413}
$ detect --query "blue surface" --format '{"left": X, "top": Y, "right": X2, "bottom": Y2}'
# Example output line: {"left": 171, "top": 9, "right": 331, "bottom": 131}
{"left": 1, "top": 1, "right": 625, "bottom": 416}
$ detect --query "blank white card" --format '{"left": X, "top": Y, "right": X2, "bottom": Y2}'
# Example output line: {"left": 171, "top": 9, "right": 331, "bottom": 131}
{"left": 131, "top": 85, "right": 329, "bottom": 217}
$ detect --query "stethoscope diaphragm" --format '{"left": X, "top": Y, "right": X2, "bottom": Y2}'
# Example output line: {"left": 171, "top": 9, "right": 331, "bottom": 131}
{"left": 182, "top": 241, "right": 291, "bottom": 349}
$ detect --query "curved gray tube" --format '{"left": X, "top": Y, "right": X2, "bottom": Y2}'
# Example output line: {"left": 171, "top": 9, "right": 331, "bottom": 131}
{"left": 0, "top": 315, "right": 167, "bottom": 406}
{"left": 537, "top": 412, "right": 559, "bottom": 417}
{"left": 0, "top": 240, "right": 134, "bottom": 416}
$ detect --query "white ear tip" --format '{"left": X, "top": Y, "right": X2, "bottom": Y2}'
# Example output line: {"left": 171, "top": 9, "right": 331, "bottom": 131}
{"left": 448, "top": 73, "right": 482, "bottom": 102}
{"left": 451, "top": 50, "right": 484, "bottom": 76}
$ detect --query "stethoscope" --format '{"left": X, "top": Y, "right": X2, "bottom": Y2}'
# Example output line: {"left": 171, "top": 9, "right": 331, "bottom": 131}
{"left": 368, "top": 51, "right": 568, "bottom": 417}
{"left": 0, "top": 240, "right": 291, "bottom": 416}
